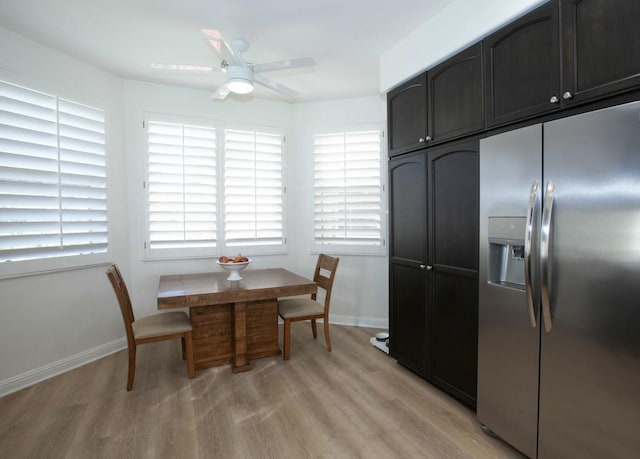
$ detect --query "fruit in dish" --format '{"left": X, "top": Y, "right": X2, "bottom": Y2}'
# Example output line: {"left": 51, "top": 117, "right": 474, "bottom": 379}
{"left": 218, "top": 253, "right": 249, "bottom": 263}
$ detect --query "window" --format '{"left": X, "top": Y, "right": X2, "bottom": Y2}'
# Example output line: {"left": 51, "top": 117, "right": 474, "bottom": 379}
{"left": 144, "top": 116, "right": 285, "bottom": 259}
{"left": 145, "top": 119, "right": 217, "bottom": 258}
{"left": 224, "top": 128, "right": 284, "bottom": 251}
{"left": 0, "top": 80, "right": 107, "bottom": 274}
{"left": 313, "top": 129, "right": 385, "bottom": 255}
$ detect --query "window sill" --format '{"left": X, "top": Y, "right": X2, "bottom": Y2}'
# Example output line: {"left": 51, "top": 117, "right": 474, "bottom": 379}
{"left": 0, "top": 253, "right": 112, "bottom": 280}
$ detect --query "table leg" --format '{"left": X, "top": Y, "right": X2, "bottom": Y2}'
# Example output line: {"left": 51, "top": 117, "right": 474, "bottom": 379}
{"left": 232, "top": 301, "right": 252, "bottom": 373}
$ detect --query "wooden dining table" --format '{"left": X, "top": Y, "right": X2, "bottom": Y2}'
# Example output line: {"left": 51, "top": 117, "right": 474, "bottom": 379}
{"left": 157, "top": 268, "right": 317, "bottom": 373}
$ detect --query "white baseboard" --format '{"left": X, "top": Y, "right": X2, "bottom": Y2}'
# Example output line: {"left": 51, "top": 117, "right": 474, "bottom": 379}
{"left": 0, "top": 337, "right": 127, "bottom": 398}
{"left": 280, "top": 314, "right": 387, "bottom": 329}
{"left": 329, "top": 314, "right": 388, "bottom": 330}
{"left": 277, "top": 315, "right": 388, "bottom": 329}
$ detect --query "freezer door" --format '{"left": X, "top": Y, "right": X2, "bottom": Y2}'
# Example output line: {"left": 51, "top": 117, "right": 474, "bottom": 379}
{"left": 478, "top": 124, "right": 542, "bottom": 459}
{"left": 540, "top": 101, "right": 640, "bottom": 458}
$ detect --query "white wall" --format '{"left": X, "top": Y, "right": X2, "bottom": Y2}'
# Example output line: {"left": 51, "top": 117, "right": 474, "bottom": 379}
{"left": 0, "top": 27, "right": 129, "bottom": 390}
{"left": 290, "top": 97, "right": 388, "bottom": 327}
{"left": 380, "top": 0, "right": 547, "bottom": 92}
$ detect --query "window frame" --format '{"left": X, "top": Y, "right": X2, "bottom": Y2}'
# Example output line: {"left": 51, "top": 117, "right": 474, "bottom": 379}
{"left": 0, "top": 80, "right": 110, "bottom": 279}
{"left": 142, "top": 113, "right": 288, "bottom": 260}
{"left": 311, "top": 123, "right": 387, "bottom": 257}
{"left": 143, "top": 112, "right": 219, "bottom": 260}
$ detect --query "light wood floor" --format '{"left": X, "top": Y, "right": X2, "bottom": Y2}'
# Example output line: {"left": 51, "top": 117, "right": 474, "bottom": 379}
{"left": 0, "top": 324, "right": 522, "bottom": 458}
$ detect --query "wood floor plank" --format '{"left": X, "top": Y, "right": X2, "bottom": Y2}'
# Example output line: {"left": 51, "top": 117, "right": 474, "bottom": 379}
{"left": 0, "top": 324, "right": 523, "bottom": 458}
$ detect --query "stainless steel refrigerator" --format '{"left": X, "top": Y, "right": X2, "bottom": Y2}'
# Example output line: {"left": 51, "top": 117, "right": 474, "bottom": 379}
{"left": 478, "top": 100, "right": 640, "bottom": 458}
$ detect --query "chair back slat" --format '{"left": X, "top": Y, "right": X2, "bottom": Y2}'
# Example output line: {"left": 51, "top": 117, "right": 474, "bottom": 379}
{"left": 313, "top": 254, "right": 339, "bottom": 316}
{"left": 106, "top": 264, "right": 136, "bottom": 345}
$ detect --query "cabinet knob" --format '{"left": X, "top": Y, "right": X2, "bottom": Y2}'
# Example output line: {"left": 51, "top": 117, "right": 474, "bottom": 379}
{"left": 563, "top": 91, "right": 573, "bottom": 100}
{"left": 549, "top": 95, "right": 559, "bottom": 104}
{"left": 426, "top": 265, "right": 433, "bottom": 270}
{"left": 418, "top": 137, "right": 425, "bottom": 143}
{"left": 419, "top": 264, "right": 426, "bottom": 269}
{"left": 425, "top": 135, "right": 432, "bottom": 141}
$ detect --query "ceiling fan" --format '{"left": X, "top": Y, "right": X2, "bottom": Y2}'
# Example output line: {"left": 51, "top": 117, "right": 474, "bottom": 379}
{"left": 152, "top": 29, "right": 315, "bottom": 100}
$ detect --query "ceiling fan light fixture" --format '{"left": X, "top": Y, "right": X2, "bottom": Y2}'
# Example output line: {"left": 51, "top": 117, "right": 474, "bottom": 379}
{"left": 228, "top": 78, "right": 253, "bottom": 94}
{"left": 226, "top": 66, "right": 254, "bottom": 94}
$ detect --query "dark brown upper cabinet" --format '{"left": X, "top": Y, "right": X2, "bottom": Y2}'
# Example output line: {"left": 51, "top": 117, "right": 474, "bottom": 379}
{"left": 387, "top": 73, "right": 428, "bottom": 157}
{"left": 561, "top": 0, "right": 640, "bottom": 106}
{"left": 427, "top": 43, "right": 484, "bottom": 145}
{"left": 484, "top": 1, "right": 561, "bottom": 128}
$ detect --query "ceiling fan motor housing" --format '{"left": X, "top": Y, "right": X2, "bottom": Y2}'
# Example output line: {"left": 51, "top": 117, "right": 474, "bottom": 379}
{"left": 231, "top": 38, "right": 250, "bottom": 54}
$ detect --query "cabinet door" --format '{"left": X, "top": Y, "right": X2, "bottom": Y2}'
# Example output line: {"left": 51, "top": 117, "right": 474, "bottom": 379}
{"left": 389, "top": 152, "right": 428, "bottom": 374}
{"left": 390, "top": 263, "right": 428, "bottom": 374}
{"left": 427, "top": 139, "right": 479, "bottom": 407}
{"left": 561, "top": 0, "right": 640, "bottom": 105}
{"left": 484, "top": 2, "right": 560, "bottom": 127}
{"left": 428, "top": 43, "right": 484, "bottom": 145}
{"left": 387, "top": 73, "right": 428, "bottom": 157}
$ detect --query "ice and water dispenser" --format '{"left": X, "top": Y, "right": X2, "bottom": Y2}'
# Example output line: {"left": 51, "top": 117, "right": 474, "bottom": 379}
{"left": 487, "top": 217, "right": 526, "bottom": 290}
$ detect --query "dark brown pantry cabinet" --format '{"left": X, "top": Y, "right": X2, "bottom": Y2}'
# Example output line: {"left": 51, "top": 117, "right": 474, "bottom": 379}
{"left": 560, "top": 0, "right": 640, "bottom": 106}
{"left": 484, "top": 1, "right": 560, "bottom": 127}
{"left": 427, "top": 139, "right": 479, "bottom": 407}
{"left": 389, "top": 151, "right": 428, "bottom": 374}
{"left": 389, "top": 139, "right": 479, "bottom": 408}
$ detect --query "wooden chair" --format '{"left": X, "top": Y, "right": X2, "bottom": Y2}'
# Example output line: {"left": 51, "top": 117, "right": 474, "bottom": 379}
{"left": 106, "top": 264, "right": 195, "bottom": 391}
{"left": 277, "top": 254, "right": 339, "bottom": 360}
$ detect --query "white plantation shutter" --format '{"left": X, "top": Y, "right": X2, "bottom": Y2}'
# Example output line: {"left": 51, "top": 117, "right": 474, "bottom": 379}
{"left": 224, "top": 129, "right": 284, "bottom": 250}
{"left": 313, "top": 129, "right": 384, "bottom": 254}
{"left": 58, "top": 99, "right": 107, "bottom": 253}
{"left": 146, "top": 120, "right": 217, "bottom": 255}
{"left": 0, "top": 80, "right": 107, "bottom": 264}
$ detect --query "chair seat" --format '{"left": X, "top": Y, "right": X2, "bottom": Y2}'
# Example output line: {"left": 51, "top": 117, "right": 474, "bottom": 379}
{"left": 132, "top": 311, "right": 192, "bottom": 340}
{"left": 278, "top": 298, "right": 324, "bottom": 319}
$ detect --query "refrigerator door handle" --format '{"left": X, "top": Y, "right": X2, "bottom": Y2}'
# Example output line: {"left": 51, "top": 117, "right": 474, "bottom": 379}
{"left": 540, "top": 180, "right": 555, "bottom": 332}
{"left": 524, "top": 180, "right": 539, "bottom": 328}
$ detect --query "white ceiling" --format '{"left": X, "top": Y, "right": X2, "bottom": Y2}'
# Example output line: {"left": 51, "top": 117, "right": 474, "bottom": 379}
{"left": 0, "top": 0, "right": 453, "bottom": 102}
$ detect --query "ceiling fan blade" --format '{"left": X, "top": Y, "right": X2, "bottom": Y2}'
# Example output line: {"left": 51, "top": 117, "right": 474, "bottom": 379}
{"left": 201, "top": 28, "right": 229, "bottom": 55}
{"left": 212, "top": 81, "right": 231, "bottom": 100}
{"left": 201, "top": 29, "right": 242, "bottom": 66}
{"left": 252, "top": 57, "right": 315, "bottom": 74}
{"left": 151, "top": 63, "right": 216, "bottom": 72}
{"left": 254, "top": 74, "right": 299, "bottom": 98}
